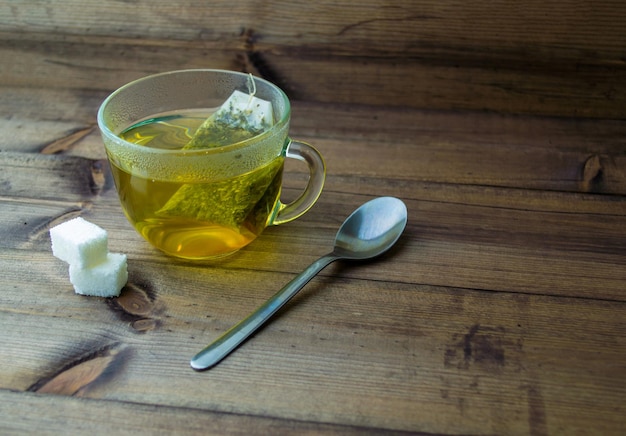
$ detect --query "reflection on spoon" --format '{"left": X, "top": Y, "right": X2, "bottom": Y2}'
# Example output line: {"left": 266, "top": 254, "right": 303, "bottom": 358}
{"left": 190, "top": 196, "right": 408, "bottom": 370}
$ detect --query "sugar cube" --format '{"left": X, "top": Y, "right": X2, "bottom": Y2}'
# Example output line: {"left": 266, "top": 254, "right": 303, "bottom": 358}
{"left": 69, "top": 253, "right": 128, "bottom": 297}
{"left": 50, "top": 217, "right": 129, "bottom": 298}
{"left": 50, "top": 217, "right": 108, "bottom": 268}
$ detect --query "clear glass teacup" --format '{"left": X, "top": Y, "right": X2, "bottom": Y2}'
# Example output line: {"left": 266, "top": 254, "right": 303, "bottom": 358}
{"left": 97, "top": 69, "right": 325, "bottom": 260}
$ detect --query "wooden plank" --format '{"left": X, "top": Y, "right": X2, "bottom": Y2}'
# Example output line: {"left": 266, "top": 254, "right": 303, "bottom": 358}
{"left": 315, "top": 137, "right": 626, "bottom": 195}
{"left": 1, "top": 249, "right": 624, "bottom": 434}
{"left": 2, "top": 86, "right": 626, "bottom": 194}
{"left": 2, "top": 0, "right": 625, "bottom": 63}
{"left": 0, "top": 86, "right": 111, "bottom": 156}
{"left": 2, "top": 150, "right": 624, "bottom": 300}
{"left": 0, "top": 390, "right": 399, "bottom": 435}
{"left": 2, "top": 35, "right": 624, "bottom": 118}
{"left": 0, "top": 86, "right": 106, "bottom": 124}
{"left": 1, "top": 122, "right": 624, "bottom": 434}
{"left": 0, "top": 37, "right": 237, "bottom": 91}
{"left": 2, "top": 0, "right": 625, "bottom": 117}
{"left": 0, "top": 152, "right": 109, "bottom": 200}
{"left": 2, "top": 2, "right": 625, "bottom": 433}
{"left": 262, "top": 53, "right": 626, "bottom": 118}
{"left": 4, "top": 87, "right": 626, "bottom": 156}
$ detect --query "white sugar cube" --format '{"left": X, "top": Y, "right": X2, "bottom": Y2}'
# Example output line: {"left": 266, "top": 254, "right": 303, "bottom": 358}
{"left": 50, "top": 217, "right": 129, "bottom": 298}
{"left": 69, "top": 253, "right": 128, "bottom": 297}
{"left": 50, "top": 217, "right": 108, "bottom": 268}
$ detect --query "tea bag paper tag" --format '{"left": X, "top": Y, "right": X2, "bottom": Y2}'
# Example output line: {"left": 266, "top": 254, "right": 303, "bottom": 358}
{"left": 215, "top": 90, "right": 273, "bottom": 132}
{"left": 184, "top": 90, "right": 273, "bottom": 150}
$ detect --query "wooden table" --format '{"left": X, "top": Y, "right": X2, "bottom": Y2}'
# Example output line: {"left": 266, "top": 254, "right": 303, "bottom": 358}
{"left": 2, "top": 1, "right": 626, "bottom": 434}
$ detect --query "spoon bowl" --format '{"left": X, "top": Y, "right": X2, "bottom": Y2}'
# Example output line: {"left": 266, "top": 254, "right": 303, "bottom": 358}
{"left": 191, "top": 196, "right": 408, "bottom": 370}
{"left": 334, "top": 196, "right": 408, "bottom": 260}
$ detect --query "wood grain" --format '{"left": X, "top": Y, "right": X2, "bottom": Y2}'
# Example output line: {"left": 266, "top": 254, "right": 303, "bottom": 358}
{"left": 0, "top": 390, "right": 409, "bottom": 435}
{"left": 3, "top": 0, "right": 624, "bottom": 62}
{"left": 1, "top": 1, "right": 625, "bottom": 434}
{"left": 3, "top": 87, "right": 626, "bottom": 194}
{"left": 1, "top": 107, "right": 625, "bottom": 433}
{"left": 1, "top": 0, "right": 625, "bottom": 117}
{"left": 1, "top": 248, "right": 624, "bottom": 433}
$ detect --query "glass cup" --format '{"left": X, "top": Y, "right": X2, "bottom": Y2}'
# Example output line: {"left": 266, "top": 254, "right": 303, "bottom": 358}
{"left": 97, "top": 69, "right": 325, "bottom": 260}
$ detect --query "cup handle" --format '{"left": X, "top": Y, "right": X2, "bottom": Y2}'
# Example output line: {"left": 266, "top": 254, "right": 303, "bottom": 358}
{"left": 271, "top": 139, "right": 326, "bottom": 225}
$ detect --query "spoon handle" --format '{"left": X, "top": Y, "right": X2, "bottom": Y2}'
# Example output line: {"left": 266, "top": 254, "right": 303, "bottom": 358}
{"left": 190, "top": 253, "right": 339, "bottom": 370}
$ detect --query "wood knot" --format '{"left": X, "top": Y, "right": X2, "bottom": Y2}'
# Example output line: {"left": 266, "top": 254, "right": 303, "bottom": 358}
{"left": 114, "top": 284, "right": 154, "bottom": 316}
{"left": 108, "top": 281, "right": 164, "bottom": 333}
{"left": 40, "top": 125, "right": 95, "bottom": 155}
{"left": 580, "top": 154, "right": 603, "bottom": 192}
{"left": 131, "top": 318, "right": 159, "bottom": 332}
{"left": 90, "top": 159, "right": 111, "bottom": 195}
{"left": 28, "top": 342, "right": 126, "bottom": 396}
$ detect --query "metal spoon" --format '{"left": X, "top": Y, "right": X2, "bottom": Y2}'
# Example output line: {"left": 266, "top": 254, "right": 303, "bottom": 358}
{"left": 190, "top": 196, "right": 408, "bottom": 370}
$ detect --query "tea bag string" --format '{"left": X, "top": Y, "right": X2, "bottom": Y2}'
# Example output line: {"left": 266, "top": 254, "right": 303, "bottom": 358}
{"left": 246, "top": 73, "right": 257, "bottom": 106}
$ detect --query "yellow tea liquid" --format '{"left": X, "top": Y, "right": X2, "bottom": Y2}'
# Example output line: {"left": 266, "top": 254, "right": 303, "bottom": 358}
{"left": 110, "top": 111, "right": 284, "bottom": 259}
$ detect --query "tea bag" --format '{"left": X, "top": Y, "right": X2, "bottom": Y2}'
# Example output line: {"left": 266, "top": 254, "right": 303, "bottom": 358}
{"left": 184, "top": 87, "right": 273, "bottom": 150}
{"left": 155, "top": 158, "right": 283, "bottom": 231}
{"left": 156, "top": 77, "right": 278, "bottom": 231}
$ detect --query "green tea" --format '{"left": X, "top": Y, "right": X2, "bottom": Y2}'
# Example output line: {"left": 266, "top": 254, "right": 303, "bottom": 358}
{"left": 111, "top": 111, "right": 284, "bottom": 259}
